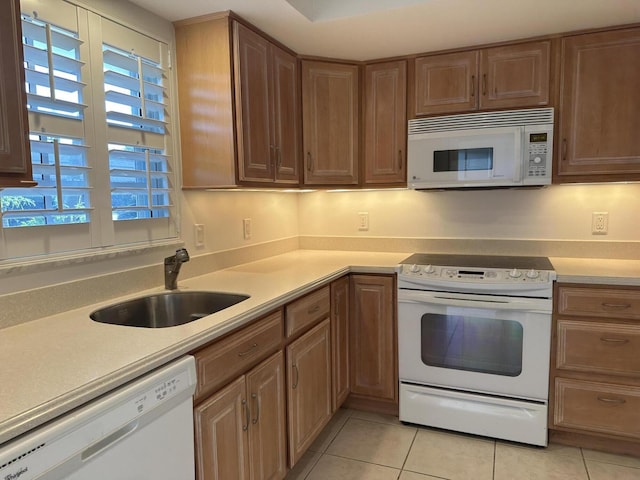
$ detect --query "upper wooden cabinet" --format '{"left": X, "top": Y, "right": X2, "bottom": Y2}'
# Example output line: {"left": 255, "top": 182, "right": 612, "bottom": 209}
{"left": 411, "top": 40, "right": 551, "bottom": 117}
{"left": 174, "top": 14, "right": 300, "bottom": 188}
{"left": 364, "top": 61, "right": 407, "bottom": 185}
{"left": 301, "top": 60, "right": 359, "bottom": 186}
{"left": 556, "top": 27, "right": 640, "bottom": 183}
{"left": 0, "top": 0, "right": 34, "bottom": 188}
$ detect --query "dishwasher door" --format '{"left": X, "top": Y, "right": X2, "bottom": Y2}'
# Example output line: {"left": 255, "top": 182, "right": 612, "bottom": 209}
{"left": 0, "top": 355, "right": 197, "bottom": 480}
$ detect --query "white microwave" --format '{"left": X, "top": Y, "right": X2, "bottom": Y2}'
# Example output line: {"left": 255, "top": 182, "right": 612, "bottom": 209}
{"left": 407, "top": 108, "right": 554, "bottom": 190}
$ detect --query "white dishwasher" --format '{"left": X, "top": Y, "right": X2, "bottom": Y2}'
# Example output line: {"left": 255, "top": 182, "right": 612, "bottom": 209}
{"left": 0, "top": 355, "right": 197, "bottom": 480}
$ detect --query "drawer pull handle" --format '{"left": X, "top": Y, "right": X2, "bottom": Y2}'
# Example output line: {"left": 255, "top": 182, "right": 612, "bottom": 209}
{"left": 238, "top": 343, "right": 258, "bottom": 357}
{"left": 601, "top": 302, "right": 632, "bottom": 310}
{"left": 251, "top": 392, "right": 260, "bottom": 425}
{"left": 242, "top": 398, "right": 250, "bottom": 431}
{"left": 597, "top": 396, "right": 626, "bottom": 406}
{"left": 600, "top": 337, "right": 630, "bottom": 345}
{"left": 292, "top": 364, "right": 299, "bottom": 389}
{"left": 308, "top": 305, "right": 320, "bottom": 315}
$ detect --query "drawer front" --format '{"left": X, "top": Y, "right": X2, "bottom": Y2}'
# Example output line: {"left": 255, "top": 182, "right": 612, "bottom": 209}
{"left": 285, "top": 286, "right": 330, "bottom": 337}
{"left": 558, "top": 286, "right": 640, "bottom": 320}
{"left": 557, "top": 320, "right": 640, "bottom": 376}
{"left": 554, "top": 378, "right": 640, "bottom": 439}
{"left": 194, "top": 310, "right": 283, "bottom": 402}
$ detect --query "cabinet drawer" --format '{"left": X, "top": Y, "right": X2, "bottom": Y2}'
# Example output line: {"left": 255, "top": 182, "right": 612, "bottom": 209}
{"left": 557, "top": 286, "right": 640, "bottom": 320}
{"left": 554, "top": 378, "right": 640, "bottom": 439}
{"left": 285, "top": 286, "right": 330, "bottom": 337}
{"left": 194, "top": 310, "right": 283, "bottom": 401}
{"left": 557, "top": 320, "right": 640, "bottom": 376}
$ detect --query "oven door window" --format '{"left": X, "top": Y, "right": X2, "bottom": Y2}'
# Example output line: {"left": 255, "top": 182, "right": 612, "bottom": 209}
{"left": 421, "top": 314, "right": 523, "bottom": 376}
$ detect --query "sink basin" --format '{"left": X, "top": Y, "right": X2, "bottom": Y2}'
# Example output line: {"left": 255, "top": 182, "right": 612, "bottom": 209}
{"left": 90, "top": 291, "right": 250, "bottom": 328}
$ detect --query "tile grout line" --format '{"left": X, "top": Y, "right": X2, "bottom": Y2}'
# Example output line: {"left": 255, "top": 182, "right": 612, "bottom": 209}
{"left": 580, "top": 447, "right": 592, "bottom": 480}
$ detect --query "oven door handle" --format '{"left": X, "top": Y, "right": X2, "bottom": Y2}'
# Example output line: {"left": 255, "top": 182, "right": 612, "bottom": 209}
{"left": 398, "top": 289, "right": 551, "bottom": 313}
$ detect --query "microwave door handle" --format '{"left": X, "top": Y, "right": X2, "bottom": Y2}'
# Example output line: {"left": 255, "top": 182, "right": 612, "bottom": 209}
{"left": 514, "top": 128, "right": 524, "bottom": 181}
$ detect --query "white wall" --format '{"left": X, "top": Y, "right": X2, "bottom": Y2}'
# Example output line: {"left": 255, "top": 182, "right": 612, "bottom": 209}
{"left": 297, "top": 184, "right": 640, "bottom": 241}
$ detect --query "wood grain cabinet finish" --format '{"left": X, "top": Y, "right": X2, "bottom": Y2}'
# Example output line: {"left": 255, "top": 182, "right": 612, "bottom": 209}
{"left": 557, "top": 27, "right": 640, "bottom": 182}
{"left": 349, "top": 275, "right": 397, "bottom": 405}
{"left": 551, "top": 283, "right": 640, "bottom": 453}
{"left": 0, "top": 0, "right": 34, "bottom": 187}
{"left": 331, "top": 276, "right": 350, "bottom": 411}
{"left": 286, "top": 319, "right": 332, "bottom": 466}
{"left": 364, "top": 61, "right": 407, "bottom": 185}
{"left": 285, "top": 285, "right": 330, "bottom": 338}
{"left": 412, "top": 40, "right": 550, "bottom": 116}
{"left": 174, "top": 15, "right": 299, "bottom": 188}
{"left": 194, "top": 352, "right": 287, "bottom": 480}
{"left": 301, "top": 60, "right": 359, "bottom": 185}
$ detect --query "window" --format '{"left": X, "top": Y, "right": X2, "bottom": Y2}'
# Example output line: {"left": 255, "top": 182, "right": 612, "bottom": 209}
{"left": 0, "top": 0, "right": 177, "bottom": 260}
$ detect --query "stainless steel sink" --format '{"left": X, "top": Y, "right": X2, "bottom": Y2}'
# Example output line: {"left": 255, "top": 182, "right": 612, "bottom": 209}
{"left": 90, "top": 291, "right": 250, "bottom": 328}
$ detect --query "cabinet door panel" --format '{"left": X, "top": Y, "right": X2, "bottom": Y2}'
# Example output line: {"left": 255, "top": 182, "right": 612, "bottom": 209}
{"left": 195, "top": 376, "right": 250, "bottom": 480}
{"left": 413, "top": 51, "right": 478, "bottom": 116}
{"left": 364, "top": 61, "right": 407, "bottom": 185}
{"left": 286, "top": 319, "right": 332, "bottom": 466}
{"left": 331, "top": 276, "right": 350, "bottom": 411}
{"left": 246, "top": 352, "right": 287, "bottom": 480}
{"left": 480, "top": 41, "right": 550, "bottom": 109}
{"left": 558, "top": 28, "right": 640, "bottom": 180}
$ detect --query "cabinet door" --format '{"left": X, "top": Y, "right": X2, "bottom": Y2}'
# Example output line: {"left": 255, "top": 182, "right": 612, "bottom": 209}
{"left": 479, "top": 41, "right": 550, "bottom": 110}
{"left": 350, "top": 275, "right": 397, "bottom": 402}
{"left": 557, "top": 28, "right": 640, "bottom": 181}
{"left": 194, "top": 376, "right": 250, "bottom": 480}
{"left": 271, "top": 46, "right": 300, "bottom": 184}
{"left": 286, "top": 319, "right": 332, "bottom": 466}
{"left": 331, "top": 276, "right": 350, "bottom": 411}
{"left": 246, "top": 352, "right": 287, "bottom": 480}
{"left": 302, "top": 61, "right": 359, "bottom": 185}
{"left": 413, "top": 51, "right": 478, "bottom": 116}
{"left": 364, "top": 61, "right": 407, "bottom": 185}
{"left": 0, "top": 0, "right": 34, "bottom": 187}
{"left": 234, "top": 22, "right": 274, "bottom": 183}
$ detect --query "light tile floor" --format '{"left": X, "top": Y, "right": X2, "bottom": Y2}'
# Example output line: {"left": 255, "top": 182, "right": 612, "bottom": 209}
{"left": 285, "top": 409, "right": 640, "bottom": 480}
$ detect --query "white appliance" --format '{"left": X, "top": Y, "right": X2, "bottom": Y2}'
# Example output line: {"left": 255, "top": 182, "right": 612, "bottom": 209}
{"left": 0, "top": 356, "right": 197, "bottom": 480}
{"left": 397, "top": 254, "right": 556, "bottom": 446}
{"left": 407, "top": 108, "right": 554, "bottom": 189}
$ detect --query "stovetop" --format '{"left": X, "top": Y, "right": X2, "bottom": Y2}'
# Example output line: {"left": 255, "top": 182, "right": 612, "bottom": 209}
{"left": 399, "top": 253, "right": 554, "bottom": 271}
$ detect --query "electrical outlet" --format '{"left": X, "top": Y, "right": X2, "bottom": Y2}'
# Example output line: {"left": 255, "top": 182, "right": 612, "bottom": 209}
{"left": 592, "top": 212, "right": 609, "bottom": 235}
{"left": 358, "top": 212, "right": 369, "bottom": 231}
{"left": 243, "top": 218, "right": 252, "bottom": 240}
{"left": 194, "top": 224, "right": 205, "bottom": 247}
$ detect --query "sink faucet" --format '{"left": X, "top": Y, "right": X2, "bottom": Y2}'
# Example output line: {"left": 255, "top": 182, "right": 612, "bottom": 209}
{"left": 164, "top": 248, "right": 190, "bottom": 290}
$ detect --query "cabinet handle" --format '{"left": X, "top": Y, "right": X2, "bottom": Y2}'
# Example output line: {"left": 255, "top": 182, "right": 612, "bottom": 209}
{"left": 251, "top": 392, "right": 260, "bottom": 425}
{"left": 307, "top": 152, "right": 313, "bottom": 172}
{"left": 597, "top": 396, "right": 626, "bottom": 406}
{"left": 242, "top": 398, "right": 250, "bottom": 431}
{"left": 600, "top": 337, "right": 630, "bottom": 345}
{"left": 238, "top": 343, "right": 258, "bottom": 357}
{"left": 276, "top": 146, "right": 282, "bottom": 169}
{"left": 470, "top": 75, "right": 475, "bottom": 97}
{"left": 292, "top": 364, "right": 299, "bottom": 389}
{"left": 398, "top": 150, "right": 403, "bottom": 170}
{"left": 482, "top": 74, "right": 487, "bottom": 96}
{"left": 20, "top": 180, "right": 38, "bottom": 186}
{"left": 308, "top": 304, "right": 320, "bottom": 314}
{"left": 562, "top": 139, "right": 567, "bottom": 161}
{"left": 601, "top": 302, "right": 632, "bottom": 310}
{"left": 270, "top": 144, "right": 276, "bottom": 167}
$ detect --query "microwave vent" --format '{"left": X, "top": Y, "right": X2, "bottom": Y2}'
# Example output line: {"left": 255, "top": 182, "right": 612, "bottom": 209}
{"left": 408, "top": 108, "right": 554, "bottom": 135}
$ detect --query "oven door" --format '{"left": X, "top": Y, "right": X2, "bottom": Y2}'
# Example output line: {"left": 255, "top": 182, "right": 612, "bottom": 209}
{"left": 398, "top": 289, "right": 551, "bottom": 401}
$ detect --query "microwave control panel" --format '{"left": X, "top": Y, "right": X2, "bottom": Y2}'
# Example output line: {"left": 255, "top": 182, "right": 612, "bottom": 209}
{"left": 524, "top": 125, "right": 553, "bottom": 183}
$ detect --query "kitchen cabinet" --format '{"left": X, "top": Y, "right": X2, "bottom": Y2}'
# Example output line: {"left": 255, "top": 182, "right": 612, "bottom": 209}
{"left": 286, "top": 319, "right": 332, "bottom": 466}
{"left": 331, "top": 276, "right": 350, "bottom": 410}
{"left": 301, "top": 60, "right": 359, "bottom": 185}
{"left": 0, "top": 0, "right": 34, "bottom": 188}
{"left": 556, "top": 27, "right": 640, "bottom": 182}
{"left": 174, "top": 14, "right": 299, "bottom": 188}
{"left": 194, "top": 352, "right": 287, "bottom": 480}
{"left": 364, "top": 61, "right": 407, "bottom": 186}
{"left": 411, "top": 40, "right": 550, "bottom": 116}
{"left": 550, "top": 283, "right": 640, "bottom": 456}
{"left": 347, "top": 274, "right": 398, "bottom": 414}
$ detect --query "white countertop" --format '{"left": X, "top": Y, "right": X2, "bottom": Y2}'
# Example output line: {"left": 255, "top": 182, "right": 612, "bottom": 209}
{"left": 1, "top": 249, "right": 638, "bottom": 446}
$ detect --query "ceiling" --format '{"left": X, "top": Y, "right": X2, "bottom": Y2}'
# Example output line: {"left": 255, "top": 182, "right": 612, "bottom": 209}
{"left": 127, "top": 0, "right": 640, "bottom": 60}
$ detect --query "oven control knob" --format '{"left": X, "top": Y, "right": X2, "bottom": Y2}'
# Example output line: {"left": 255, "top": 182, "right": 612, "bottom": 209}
{"left": 526, "top": 269, "right": 540, "bottom": 279}
{"left": 409, "top": 264, "right": 420, "bottom": 273}
{"left": 424, "top": 264, "right": 435, "bottom": 274}
{"left": 509, "top": 268, "right": 522, "bottom": 278}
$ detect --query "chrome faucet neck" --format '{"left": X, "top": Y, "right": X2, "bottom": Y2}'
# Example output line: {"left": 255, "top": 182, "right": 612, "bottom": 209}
{"left": 164, "top": 248, "right": 190, "bottom": 290}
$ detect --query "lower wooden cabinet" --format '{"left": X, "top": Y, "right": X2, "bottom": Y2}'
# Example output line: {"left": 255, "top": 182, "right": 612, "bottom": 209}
{"left": 286, "top": 318, "right": 332, "bottom": 466}
{"left": 331, "top": 276, "right": 350, "bottom": 411}
{"left": 347, "top": 274, "right": 397, "bottom": 413}
{"left": 194, "top": 351, "right": 287, "bottom": 480}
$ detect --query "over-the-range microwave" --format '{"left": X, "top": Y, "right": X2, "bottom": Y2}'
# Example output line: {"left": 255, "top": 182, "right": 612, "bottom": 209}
{"left": 407, "top": 108, "right": 554, "bottom": 190}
